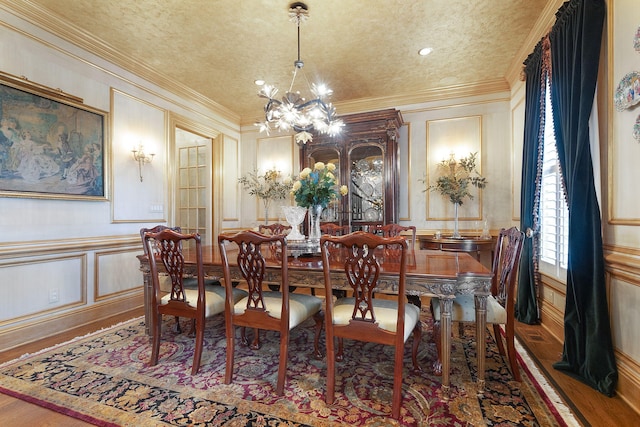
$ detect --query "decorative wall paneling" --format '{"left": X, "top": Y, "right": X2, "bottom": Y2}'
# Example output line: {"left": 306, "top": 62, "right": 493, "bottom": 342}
{"left": 256, "top": 135, "right": 295, "bottom": 223}
{"left": 0, "top": 235, "right": 143, "bottom": 352}
{"left": 605, "top": 245, "right": 640, "bottom": 414}
{"left": 426, "top": 115, "right": 483, "bottom": 222}
{"left": 111, "top": 89, "right": 167, "bottom": 223}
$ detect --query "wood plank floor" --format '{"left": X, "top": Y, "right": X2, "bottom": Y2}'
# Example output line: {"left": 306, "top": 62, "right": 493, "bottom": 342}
{"left": 0, "top": 307, "right": 637, "bottom": 426}
{"left": 514, "top": 321, "right": 638, "bottom": 426}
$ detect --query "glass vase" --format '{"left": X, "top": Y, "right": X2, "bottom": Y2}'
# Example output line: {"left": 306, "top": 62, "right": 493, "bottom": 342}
{"left": 453, "top": 202, "right": 461, "bottom": 238}
{"left": 282, "top": 205, "right": 306, "bottom": 241}
{"left": 308, "top": 204, "right": 323, "bottom": 242}
{"left": 262, "top": 198, "right": 270, "bottom": 226}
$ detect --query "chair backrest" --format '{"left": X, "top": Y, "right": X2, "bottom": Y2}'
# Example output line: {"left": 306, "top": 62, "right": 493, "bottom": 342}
{"left": 258, "top": 223, "right": 292, "bottom": 236}
{"left": 218, "top": 230, "right": 289, "bottom": 326}
{"left": 491, "top": 227, "right": 525, "bottom": 311}
{"left": 379, "top": 223, "right": 417, "bottom": 248}
{"left": 143, "top": 228, "right": 204, "bottom": 308}
{"left": 140, "top": 225, "right": 182, "bottom": 258}
{"left": 320, "top": 231, "right": 408, "bottom": 338}
{"left": 320, "top": 223, "right": 350, "bottom": 236}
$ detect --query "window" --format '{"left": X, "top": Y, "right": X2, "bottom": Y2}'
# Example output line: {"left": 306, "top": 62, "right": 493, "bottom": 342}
{"left": 539, "top": 78, "right": 569, "bottom": 279}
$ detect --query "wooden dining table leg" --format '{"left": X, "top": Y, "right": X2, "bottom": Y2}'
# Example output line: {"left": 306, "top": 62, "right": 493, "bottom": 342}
{"left": 141, "top": 266, "right": 153, "bottom": 336}
{"left": 475, "top": 294, "right": 488, "bottom": 392}
{"left": 439, "top": 297, "right": 453, "bottom": 397}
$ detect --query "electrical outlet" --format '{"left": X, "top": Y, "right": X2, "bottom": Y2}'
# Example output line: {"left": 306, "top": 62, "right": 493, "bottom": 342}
{"left": 49, "top": 288, "right": 59, "bottom": 303}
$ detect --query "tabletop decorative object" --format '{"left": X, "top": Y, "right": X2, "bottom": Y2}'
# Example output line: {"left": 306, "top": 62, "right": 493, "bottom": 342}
{"left": 424, "top": 152, "right": 487, "bottom": 238}
{"left": 289, "top": 161, "right": 348, "bottom": 241}
{"left": 238, "top": 168, "right": 290, "bottom": 225}
{"left": 281, "top": 205, "right": 307, "bottom": 241}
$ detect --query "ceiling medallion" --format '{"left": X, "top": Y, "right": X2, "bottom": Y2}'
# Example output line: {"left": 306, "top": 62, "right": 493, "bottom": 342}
{"left": 254, "top": 2, "right": 343, "bottom": 145}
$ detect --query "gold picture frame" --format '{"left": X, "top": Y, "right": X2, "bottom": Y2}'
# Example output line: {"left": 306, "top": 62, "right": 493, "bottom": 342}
{"left": 0, "top": 72, "right": 108, "bottom": 200}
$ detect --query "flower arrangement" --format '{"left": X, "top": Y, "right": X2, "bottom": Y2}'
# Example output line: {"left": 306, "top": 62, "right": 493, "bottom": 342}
{"left": 238, "top": 168, "right": 290, "bottom": 222}
{"left": 288, "top": 162, "right": 348, "bottom": 208}
{"left": 425, "top": 152, "right": 487, "bottom": 205}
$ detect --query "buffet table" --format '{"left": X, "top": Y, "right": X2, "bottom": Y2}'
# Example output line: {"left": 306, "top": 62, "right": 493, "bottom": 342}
{"left": 417, "top": 235, "right": 494, "bottom": 262}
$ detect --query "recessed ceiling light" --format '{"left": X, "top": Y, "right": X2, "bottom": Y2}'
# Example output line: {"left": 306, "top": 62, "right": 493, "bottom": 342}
{"left": 418, "top": 47, "right": 433, "bottom": 56}
{"left": 254, "top": 79, "right": 265, "bottom": 86}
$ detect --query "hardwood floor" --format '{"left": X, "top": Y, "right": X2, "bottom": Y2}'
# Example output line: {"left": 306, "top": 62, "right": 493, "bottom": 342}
{"left": 515, "top": 321, "right": 637, "bottom": 426}
{"left": 0, "top": 307, "right": 637, "bottom": 426}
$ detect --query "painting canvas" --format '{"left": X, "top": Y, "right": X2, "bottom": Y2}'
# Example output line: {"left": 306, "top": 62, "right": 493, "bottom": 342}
{"left": 0, "top": 77, "right": 107, "bottom": 200}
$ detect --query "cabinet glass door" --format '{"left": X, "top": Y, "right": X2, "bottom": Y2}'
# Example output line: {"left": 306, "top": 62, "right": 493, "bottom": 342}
{"left": 349, "top": 145, "right": 384, "bottom": 228}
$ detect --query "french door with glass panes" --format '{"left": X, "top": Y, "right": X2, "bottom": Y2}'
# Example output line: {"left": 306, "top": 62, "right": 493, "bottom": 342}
{"left": 175, "top": 129, "right": 212, "bottom": 245}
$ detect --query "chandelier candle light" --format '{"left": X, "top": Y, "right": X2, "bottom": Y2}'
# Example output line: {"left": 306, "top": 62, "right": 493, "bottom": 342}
{"left": 255, "top": 2, "right": 343, "bottom": 145}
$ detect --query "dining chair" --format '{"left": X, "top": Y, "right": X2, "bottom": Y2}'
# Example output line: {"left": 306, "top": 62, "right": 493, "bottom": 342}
{"left": 430, "top": 226, "right": 525, "bottom": 381}
{"left": 140, "top": 225, "right": 222, "bottom": 333}
{"left": 258, "top": 223, "right": 297, "bottom": 292}
{"left": 379, "top": 223, "right": 417, "bottom": 249}
{"left": 143, "top": 228, "right": 247, "bottom": 375}
{"left": 320, "top": 223, "right": 350, "bottom": 236}
{"left": 320, "top": 231, "right": 422, "bottom": 419}
{"left": 218, "top": 230, "right": 323, "bottom": 395}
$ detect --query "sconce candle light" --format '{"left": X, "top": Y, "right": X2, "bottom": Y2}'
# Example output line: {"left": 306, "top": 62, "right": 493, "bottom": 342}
{"left": 132, "top": 143, "right": 154, "bottom": 182}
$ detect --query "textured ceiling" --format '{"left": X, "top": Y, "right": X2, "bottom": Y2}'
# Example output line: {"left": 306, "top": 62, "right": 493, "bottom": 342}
{"left": 20, "top": 0, "right": 548, "bottom": 124}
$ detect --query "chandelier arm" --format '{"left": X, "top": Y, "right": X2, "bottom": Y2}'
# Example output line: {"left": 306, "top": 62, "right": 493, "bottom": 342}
{"left": 297, "top": 97, "right": 328, "bottom": 111}
{"left": 263, "top": 98, "right": 282, "bottom": 112}
{"left": 293, "top": 123, "right": 315, "bottom": 133}
{"left": 288, "top": 67, "right": 299, "bottom": 93}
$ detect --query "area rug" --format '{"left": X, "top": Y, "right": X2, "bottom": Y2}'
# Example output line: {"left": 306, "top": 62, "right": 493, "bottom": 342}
{"left": 0, "top": 310, "right": 577, "bottom": 426}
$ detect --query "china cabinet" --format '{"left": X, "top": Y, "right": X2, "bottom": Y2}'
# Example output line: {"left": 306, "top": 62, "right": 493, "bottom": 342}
{"left": 299, "top": 109, "right": 403, "bottom": 231}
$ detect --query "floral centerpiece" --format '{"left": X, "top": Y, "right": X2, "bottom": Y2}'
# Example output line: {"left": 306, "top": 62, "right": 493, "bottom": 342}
{"left": 238, "top": 168, "right": 290, "bottom": 225}
{"left": 288, "top": 161, "right": 348, "bottom": 240}
{"left": 424, "top": 152, "right": 487, "bottom": 237}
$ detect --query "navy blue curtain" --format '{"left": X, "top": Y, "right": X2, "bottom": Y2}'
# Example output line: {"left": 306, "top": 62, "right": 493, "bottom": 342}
{"left": 548, "top": 0, "right": 617, "bottom": 397}
{"left": 516, "top": 41, "right": 545, "bottom": 325}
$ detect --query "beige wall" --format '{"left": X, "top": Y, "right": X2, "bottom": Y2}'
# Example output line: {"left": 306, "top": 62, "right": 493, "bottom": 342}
{"left": 0, "top": 6, "right": 240, "bottom": 346}
{"left": 602, "top": 0, "right": 640, "bottom": 412}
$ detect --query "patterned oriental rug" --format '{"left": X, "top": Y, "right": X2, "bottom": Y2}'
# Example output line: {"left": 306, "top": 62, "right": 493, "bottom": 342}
{"left": 0, "top": 312, "right": 578, "bottom": 426}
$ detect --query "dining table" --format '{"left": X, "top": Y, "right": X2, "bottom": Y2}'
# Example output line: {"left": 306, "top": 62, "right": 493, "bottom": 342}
{"left": 137, "top": 244, "right": 493, "bottom": 392}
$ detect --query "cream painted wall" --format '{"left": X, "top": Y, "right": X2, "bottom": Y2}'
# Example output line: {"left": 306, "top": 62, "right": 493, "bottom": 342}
{"left": 603, "top": 0, "right": 640, "bottom": 410}
{"left": 0, "top": 8, "right": 240, "bottom": 345}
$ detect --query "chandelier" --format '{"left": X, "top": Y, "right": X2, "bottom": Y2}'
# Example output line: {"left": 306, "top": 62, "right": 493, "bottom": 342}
{"left": 255, "top": 2, "right": 343, "bottom": 145}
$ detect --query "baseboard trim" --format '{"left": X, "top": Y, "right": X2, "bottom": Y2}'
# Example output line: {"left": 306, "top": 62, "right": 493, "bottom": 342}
{"left": 0, "top": 292, "right": 143, "bottom": 353}
{"left": 616, "top": 351, "right": 640, "bottom": 415}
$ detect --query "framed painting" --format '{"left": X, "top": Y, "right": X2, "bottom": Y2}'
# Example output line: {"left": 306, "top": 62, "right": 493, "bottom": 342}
{"left": 0, "top": 73, "right": 108, "bottom": 200}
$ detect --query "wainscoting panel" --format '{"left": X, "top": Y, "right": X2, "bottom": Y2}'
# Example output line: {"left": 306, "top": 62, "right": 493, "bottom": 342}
{"left": 0, "top": 254, "right": 86, "bottom": 324}
{"left": 0, "top": 235, "right": 143, "bottom": 352}
{"left": 605, "top": 247, "right": 640, "bottom": 413}
{"left": 94, "top": 248, "right": 144, "bottom": 300}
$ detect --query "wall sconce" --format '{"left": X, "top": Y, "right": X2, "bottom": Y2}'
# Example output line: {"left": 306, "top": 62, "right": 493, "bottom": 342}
{"left": 132, "top": 143, "right": 154, "bottom": 182}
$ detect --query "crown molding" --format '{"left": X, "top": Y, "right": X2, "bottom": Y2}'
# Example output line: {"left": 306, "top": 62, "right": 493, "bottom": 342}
{"left": 1, "top": 0, "right": 241, "bottom": 125}
{"left": 241, "top": 78, "right": 511, "bottom": 127}
{"left": 504, "top": 0, "right": 566, "bottom": 86}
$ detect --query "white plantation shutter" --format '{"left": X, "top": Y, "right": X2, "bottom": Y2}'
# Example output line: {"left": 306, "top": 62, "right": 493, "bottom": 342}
{"left": 539, "top": 79, "right": 569, "bottom": 277}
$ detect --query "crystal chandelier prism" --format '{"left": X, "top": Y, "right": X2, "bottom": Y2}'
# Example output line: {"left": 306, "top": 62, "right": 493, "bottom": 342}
{"left": 255, "top": 2, "right": 343, "bottom": 145}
